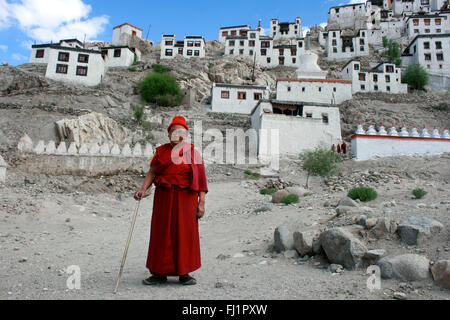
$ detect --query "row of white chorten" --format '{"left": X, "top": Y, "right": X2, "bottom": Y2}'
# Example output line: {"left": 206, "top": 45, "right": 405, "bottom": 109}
{"left": 355, "top": 123, "right": 450, "bottom": 139}
{"left": 28, "top": 140, "right": 154, "bottom": 157}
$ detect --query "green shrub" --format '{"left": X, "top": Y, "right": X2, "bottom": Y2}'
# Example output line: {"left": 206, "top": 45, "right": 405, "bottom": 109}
{"left": 300, "top": 146, "right": 341, "bottom": 188}
{"left": 303, "top": 193, "right": 313, "bottom": 197}
{"left": 280, "top": 194, "right": 300, "bottom": 205}
{"left": 260, "top": 188, "right": 277, "bottom": 195}
{"left": 348, "top": 187, "right": 378, "bottom": 202}
{"left": 133, "top": 104, "right": 145, "bottom": 123}
{"left": 140, "top": 73, "right": 182, "bottom": 107}
{"left": 151, "top": 64, "right": 172, "bottom": 73}
{"left": 412, "top": 188, "right": 427, "bottom": 199}
{"left": 128, "top": 67, "right": 137, "bottom": 72}
{"left": 402, "top": 64, "right": 429, "bottom": 90}
{"left": 382, "top": 38, "right": 402, "bottom": 66}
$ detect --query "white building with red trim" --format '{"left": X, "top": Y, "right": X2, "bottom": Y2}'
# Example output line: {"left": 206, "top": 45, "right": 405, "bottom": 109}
{"left": 351, "top": 122, "right": 450, "bottom": 161}
{"left": 325, "top": 29, "right": 369, "bottom": 61}
{"left": 112, "top": 23, "right": 145, "bottom": 45}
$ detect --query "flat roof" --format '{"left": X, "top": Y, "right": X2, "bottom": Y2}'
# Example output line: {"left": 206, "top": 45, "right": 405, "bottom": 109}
{"left": 31, "top": 45, "right": 102, "bottom": 54}
{"left": 113, "top": 22, "right": 143, "bottom": 31}
{"left": 277, "top": 78, "right": 352, "bottom": 84}
{"left": 220, "top": 25, "right": 250, "bottom": 30}
{"left": 329, "top": 3, "right": 365, "bottom": 10}
{"left": 403, "top": 33, "right": 450, "bottom": 54}
{"left": 215, "top": 83, "right": 267, "bottom": 90}
{"left": 32, "top": 39, "right": 84, "bottom": 48}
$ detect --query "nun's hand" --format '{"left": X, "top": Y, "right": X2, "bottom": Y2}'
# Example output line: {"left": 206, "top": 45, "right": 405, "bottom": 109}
{"left": 197, "top": 201, "right": 205, "bottom": 220}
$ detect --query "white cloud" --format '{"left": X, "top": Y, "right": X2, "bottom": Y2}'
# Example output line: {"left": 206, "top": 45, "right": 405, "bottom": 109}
{"left": 1, "top": 0, "right": 109, "bottom": 43}
{"left": 302, "top": 27, "right": 311, "bottom": 37}
{"left": 0, "top": 44, "right": 7, "bottom": 52}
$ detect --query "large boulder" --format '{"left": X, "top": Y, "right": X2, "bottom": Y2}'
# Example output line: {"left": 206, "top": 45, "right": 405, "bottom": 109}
{"left": 377, "top": 254, "right": 430, "bottom": 281}
{"left": 293, "top": 229, "right": 321, "bottom": 257}
{"left": 273, "top": 220, "right": 302, "bottom": 253}
{"left": 431, "top": 260, "right": 450, "bottom": 289}
{"left": 55, "top": 112, "right": 131, "bottom": 148}
{"left": 272, "top": 190, "right": 290, "bottom": 204}
{"left": 319, "top": 228, "right": 368, "bottom": 269}
{"left": 397, "top": 217, "right": 444, "bottom": 245}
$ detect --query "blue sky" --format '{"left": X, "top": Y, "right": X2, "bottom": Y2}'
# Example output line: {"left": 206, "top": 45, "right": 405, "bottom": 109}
{"left": 0, "top": 0, "right": 356, "bottom": 66}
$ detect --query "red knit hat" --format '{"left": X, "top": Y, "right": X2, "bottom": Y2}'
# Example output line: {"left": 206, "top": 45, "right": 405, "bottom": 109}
{"left": 168, "top": 116, "right": 189, "bottom": 132}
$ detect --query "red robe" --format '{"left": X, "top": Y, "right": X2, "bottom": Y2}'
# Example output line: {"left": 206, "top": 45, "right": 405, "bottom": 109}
{"left": 146, "top": 143, "right": 208, "bottom": 276}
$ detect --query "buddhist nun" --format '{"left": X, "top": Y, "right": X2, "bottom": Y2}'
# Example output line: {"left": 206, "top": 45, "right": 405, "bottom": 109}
{"left": 135, "top": 116, "right": 208, "bottom": 286}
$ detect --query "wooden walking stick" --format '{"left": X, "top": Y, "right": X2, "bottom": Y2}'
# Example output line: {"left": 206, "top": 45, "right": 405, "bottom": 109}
{"left": 113, "top": 188, "right": 152, "bottom": 294}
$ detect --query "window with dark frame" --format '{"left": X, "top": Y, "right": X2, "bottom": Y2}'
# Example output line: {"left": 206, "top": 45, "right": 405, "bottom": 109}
{"left": 194, "top": 50, "right": 200, "bottom": 56}
{"left": 178, "top": 48, "right": 183, "bottom": 55}
{"left": 187, "top": 41, "right": 194, "bottom": 47}
{"left": 359, "top": 73, "right": 366, "bottom": 81}
{"left": 36, "top": 49, "right": 45, "bottom": 58}
{"left": 424, "top": 42, "right": 430, "bottom": 49}
{"left": 229, "top": 40, "right": 235, "bottom": 46}
{"left": 194, "top": 41, "right": 201, "bottom": 47}
{"left": 385, "top": 75, "right": 390, "bottom": 83}
{"left": 386, "top": 65, "right": 394, "bottom": 73}
{"left": 322, "top": 114, "right": 329, "bottom": 124}
{"left": 354, "top": 64, "right": 360, "bottom": 70}
{"left": 165, "top": 49, "right": 173, "bottom": 56}
{"left": 221, "top": 90, "right": 230, "bottom": 99}
{"left": 58, "top": 52, "right": 70, "bottom": 62}
{"left": 261, "top": 49, "right": 267, "bottom": 56}
{"left": 165, "top": 40, "right": 173, "bottom": 46}
{"left": 436, "top": 53, "right": 444, "bottom": 61}
{"left": 254, "top": 93, "right": 262, "bottom": 100}
{"left": 187, "top": 50, "right": 193, "bottom": 56}
{"left": 249, "top": 40, "right": 255, "bottom": 47}
{"left": 76, "top": 66, "right": 88, "bottom": 76}
{"left": 237, "top": 92, "right": 246, "bottom": 100}
{"left": 373, "top": 74, "right": 378, "bottom": 82}
{"left": 56, "top": 64, "right": 68, "bottom": 74}
{"left": 436, "top": 41, "right": 442, "bottom": 49}
{"left": 78, "top": 54, "right": 89, "bottom": 63}
{"left": 424, "top": 53, "right": 431, "bottom": 61}
{"left": 114, "top": 49, "right": 121, "bottom": 57}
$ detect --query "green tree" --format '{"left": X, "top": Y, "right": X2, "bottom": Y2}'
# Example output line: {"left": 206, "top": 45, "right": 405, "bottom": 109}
{"left": 300, "top": 146, "right": 341, "bottom": 189}
{"left": 382, "top": 38, "right": 402, "bottom": 66}
{"left": 140, "top": 73, "right": 182, "bottom": 107}
{"left": 133, "top": 104, "right": 144, "bottom": 123}
{"left": 151, "top": 64, "right": 172, "bottom": 73}
{"left": 402, "top": 64, "right": 429, "bottom": 90}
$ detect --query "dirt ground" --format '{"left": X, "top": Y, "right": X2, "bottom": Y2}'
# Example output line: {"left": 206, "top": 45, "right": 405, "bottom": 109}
{"left": 1, "top": 155, "right": 449, "bottom": 300}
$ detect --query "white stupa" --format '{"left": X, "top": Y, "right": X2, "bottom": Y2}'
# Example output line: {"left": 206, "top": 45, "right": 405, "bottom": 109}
{"left": 355, "top": 123, "right": 365, "bottom": 135}
{"left": 411, "top": 125, "right": 420, "bottom": 137}
{"left": 421, "top": 125, "right": 431, "bottom": 138}
{"left": 295, "top": 52, "right": 328, "bottom": 79}
{"left": 367, "top": 122, "right": 377, "bottom": 135}
{"left": 443, "top": 128, "right": 450, "bottom": 139}
{"left": 378, "top": 122, "right": 387, "bottom": 135}
{"left": 388, "top": 124, "right": 399, "bottom": 136}
{"left": 432, "top": 127, "right": 441, "bottom": 138}
{"left": 399, "top": 125, "right": 409, "bottom": 137}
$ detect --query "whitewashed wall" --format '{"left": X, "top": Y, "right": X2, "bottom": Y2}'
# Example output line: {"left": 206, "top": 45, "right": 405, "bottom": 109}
{"left": 113, "top": 24, "right": 143, "bottom": 45}
{"left": 45, "top": 48, "right": 105, "bottom": 86}
{"left": 29, "top": 47, "right": 51, "bottom": 64}
{"left": 351, "top": 124, "right": 450, "bottom": 161}
{"left": 325, "top": 29, "right": 369, "bottom": 61}
{"left": 104, "top": 47, "right": 135, "bottom": 67}
{"left": 211, "top": 83, "right": 269, "bottom": 114}
{"left": 251, "top": 103, "right": 342, "bottom": 157}
{"left": 276, "top": 79, "right": 352, "bottom": 104}
{"left": 219, "top": 26, "right": 250, "bottom": 42}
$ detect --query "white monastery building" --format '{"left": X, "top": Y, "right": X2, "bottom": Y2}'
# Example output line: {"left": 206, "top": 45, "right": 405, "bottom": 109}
{"left": 210, "top": 83, "right": 269, "bottom": 114}
{"left": 219, "top": 22, "right": 265, "bottom": 43}
{"left": 112, "top": 22, "right": 153, "bottom": 46}
{"left": 276, "top": 78, "right": 353, "bottom": 105}
{"left": 405, "top": 13, "right": 450, "bottom": 39}
{"left": 224, "top": 32, "right": 306, "bottom": 68}
{"left": 325, "top": 29, "right": 369, "bottom": 60}
{"left": 160, "top": 35, "right": 206, "bottom": 59}
{"left": 401, "top": 33, "right": 450, "bottom": 89}
{"left": 270, "top": 18, "right": 302, "bottom": 40}
{"left": 100, "top": 46, "right": 141, "bottom": 68}
{"left": 30, "top": 39, "right": 105, "bottom": 86}
{"left": 342, "top": 60, "right": 408, "bottom": 94}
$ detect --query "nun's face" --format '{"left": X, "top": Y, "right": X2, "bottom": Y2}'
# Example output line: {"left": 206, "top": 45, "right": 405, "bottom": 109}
{"left": 169, "top": 124, "right": 188, "bottom": 145}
